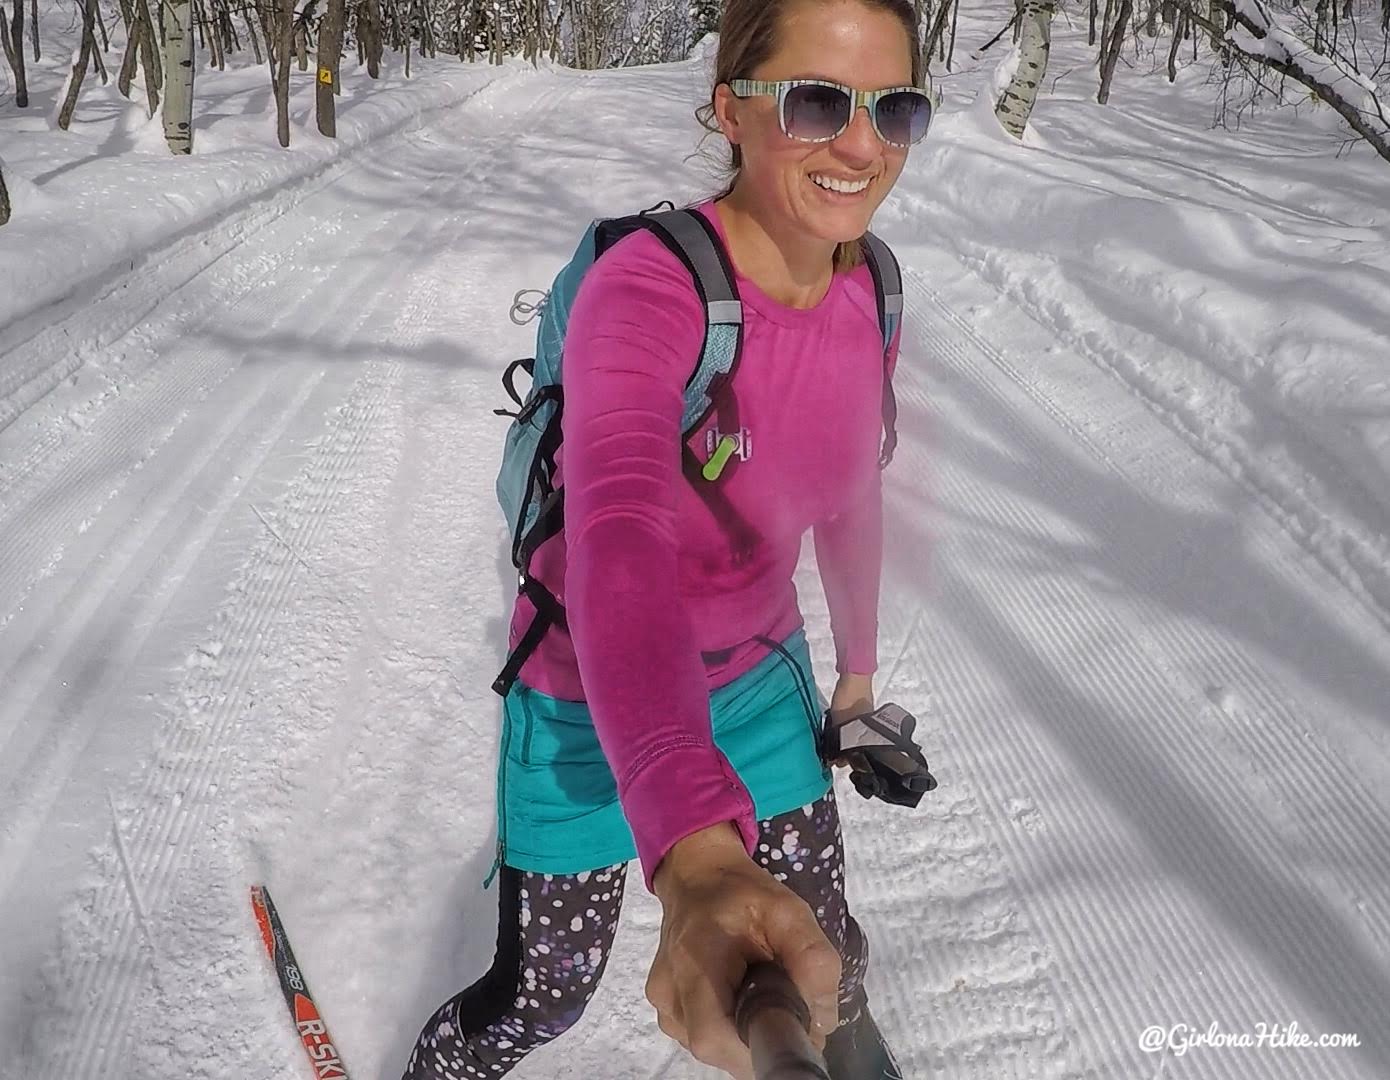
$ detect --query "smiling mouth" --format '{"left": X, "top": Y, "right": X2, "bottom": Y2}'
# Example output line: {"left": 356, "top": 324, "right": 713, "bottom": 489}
{"left": 808, "top": 173, "right": 875, "bottom": 198}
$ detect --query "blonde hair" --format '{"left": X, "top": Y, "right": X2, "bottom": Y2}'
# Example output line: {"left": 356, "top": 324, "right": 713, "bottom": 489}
{"left": 693, "top": 0, "right": 922, "bottom": 274}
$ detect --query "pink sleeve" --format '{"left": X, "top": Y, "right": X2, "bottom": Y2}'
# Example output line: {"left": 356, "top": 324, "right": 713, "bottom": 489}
{"left": 812, "top": 325, "right": 901, "bottom": 676}
{"left": 561, "top": 230, "right": 760, "bottom": 891}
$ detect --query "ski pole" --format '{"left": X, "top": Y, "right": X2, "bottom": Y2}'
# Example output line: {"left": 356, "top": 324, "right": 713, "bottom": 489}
{"left": 734, "top": 961, "right": 832, "bottom": 1080}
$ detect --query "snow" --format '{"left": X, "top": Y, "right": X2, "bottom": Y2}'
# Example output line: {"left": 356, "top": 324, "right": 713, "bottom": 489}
{"left": 1229, "top": 0, "right": 1384, "bottom": 114}
{"left": 3, "top": 6, "right": 1390, "bottom": 1080}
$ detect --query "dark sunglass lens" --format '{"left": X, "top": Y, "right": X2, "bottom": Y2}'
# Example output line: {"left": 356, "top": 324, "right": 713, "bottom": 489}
{"left": 783, "top": 83, "right": 851, "bottom": 140}
{"left": 876, "top": 91, "right": 931, "bottom": 144}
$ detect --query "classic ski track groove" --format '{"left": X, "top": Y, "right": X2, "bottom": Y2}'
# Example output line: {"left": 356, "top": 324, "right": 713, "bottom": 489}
{"left": 26, "top": 83, "right": 586, "bottom": 1080}
{"left": 0, "top": 55, "right": 534, "bottom": 520}
{"left": 917, "top": 226, "right": 1390, "bottom": 640}
{"left": 0, "top": 215, "right": 353, "bottom": 640}
{"left": 906, "top": 267, "right": 1390, "bottom": 958}
{"left": 0, "top": 207, "right": 352, "bottom": 516}
{"left": 0, "top": 65, "right": 527, "bottom": 442}
{"left": 898, "top": 265, "right": 1390, "bottom": 1075}
{"left": 34, "top": 269, "right": 402, "bottom": 1080}
{"left": 0, "top": 365, "right": 323, "bottom": 892}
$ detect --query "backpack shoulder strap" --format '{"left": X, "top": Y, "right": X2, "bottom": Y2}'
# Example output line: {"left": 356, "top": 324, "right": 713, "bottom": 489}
{"left": 859, "top": 230, "right": 903, "bottom": 356}
{"left": 859, "top": 231, "right": 903, "bottom": 468}
{"left": 595, "top": 206, "right": 745, "bottom": 439}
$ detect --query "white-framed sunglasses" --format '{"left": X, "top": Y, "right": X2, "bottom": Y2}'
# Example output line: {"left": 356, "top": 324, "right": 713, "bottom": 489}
{"left": 727, "top": 78, "right": 938, "bottom": 148}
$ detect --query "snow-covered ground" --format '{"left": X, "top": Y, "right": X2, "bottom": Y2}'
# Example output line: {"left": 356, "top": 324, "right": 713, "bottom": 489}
{"left": 2, "top": 9, "right": 1389, "bottom": 1080}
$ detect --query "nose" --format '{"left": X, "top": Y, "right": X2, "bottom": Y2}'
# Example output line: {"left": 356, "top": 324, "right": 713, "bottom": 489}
{"left": 834, "top": 104, "right": 881, "bottom": 165}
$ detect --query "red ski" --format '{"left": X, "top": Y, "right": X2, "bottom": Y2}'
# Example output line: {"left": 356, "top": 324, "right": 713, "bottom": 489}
{"left": 250, "top": 884, "right": 352, "bottom": 1080}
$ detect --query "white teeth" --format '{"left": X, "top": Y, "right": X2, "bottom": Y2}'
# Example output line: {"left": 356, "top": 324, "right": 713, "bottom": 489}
{"left": 811, "top": 174, "right": 871, "bottom": 194}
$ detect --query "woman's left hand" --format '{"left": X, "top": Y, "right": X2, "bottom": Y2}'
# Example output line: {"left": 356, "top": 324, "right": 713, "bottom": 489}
{"left": 826, "top": 673, "right": 873, "bottom": 769}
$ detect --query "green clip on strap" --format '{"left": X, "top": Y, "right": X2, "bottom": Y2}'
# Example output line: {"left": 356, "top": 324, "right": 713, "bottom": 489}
{"left": 702, "top": 434, "right": 740, "bottom": 481}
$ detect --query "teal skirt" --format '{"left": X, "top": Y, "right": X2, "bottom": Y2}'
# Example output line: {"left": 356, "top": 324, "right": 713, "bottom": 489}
{"left": 492, "top": 626, "right": 831, "bottom": 878}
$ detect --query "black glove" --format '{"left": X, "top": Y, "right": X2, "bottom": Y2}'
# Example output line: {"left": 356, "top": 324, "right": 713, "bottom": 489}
{"left": 820, "top": 703, "right": 938, "bottom": 808}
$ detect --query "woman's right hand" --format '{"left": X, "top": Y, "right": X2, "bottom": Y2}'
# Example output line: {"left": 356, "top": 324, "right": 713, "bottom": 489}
{"left": 647, "top": 823, "right": 842, "bottom": 1079}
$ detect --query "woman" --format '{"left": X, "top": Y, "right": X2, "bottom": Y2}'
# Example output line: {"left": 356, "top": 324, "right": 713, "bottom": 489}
{"left": 404, "top": 1, "right": 931, "bottom": 1077}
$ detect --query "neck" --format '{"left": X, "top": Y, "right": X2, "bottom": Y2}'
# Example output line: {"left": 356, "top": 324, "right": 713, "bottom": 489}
{"left": 714, "top": 185, "right": 838, "bottom": 309}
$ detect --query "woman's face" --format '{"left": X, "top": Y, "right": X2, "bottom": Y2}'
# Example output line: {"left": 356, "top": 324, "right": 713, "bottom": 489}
{"left": 715, "top": 0, "right": 916, "bottom": 249}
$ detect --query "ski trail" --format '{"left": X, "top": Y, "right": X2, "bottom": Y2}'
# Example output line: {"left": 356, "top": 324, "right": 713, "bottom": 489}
{"left": 0, "top": 65, "right": 527, "bottom": 453}
{"left": 12, "top": 79, "right": 592, "bottom": 1080}
{"left": 887, "top": 257, "right": 1390, "bottom": 1078}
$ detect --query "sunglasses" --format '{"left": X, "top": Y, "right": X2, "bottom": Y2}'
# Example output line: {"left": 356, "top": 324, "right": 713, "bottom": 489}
{"left": 727, "top": 78, "right": 937, "bottom": 148}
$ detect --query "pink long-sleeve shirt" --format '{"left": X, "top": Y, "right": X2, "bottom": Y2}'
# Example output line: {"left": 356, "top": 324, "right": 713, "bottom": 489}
{"left": 507, "top": 199, "right": 900, "bottom": 889}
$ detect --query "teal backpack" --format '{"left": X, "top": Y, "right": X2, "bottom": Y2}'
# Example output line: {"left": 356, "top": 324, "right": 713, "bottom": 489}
{"left": 491, "top": 201, "right": 902, "bottom": 697}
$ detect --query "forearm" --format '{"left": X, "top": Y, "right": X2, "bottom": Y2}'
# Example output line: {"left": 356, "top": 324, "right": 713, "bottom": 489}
{"left": 561, "top": 238, "right": 761, "bottom": 891}
{"left": 567, "top": 520, "right": 759, "bottom": 889}
{"left": 812, "top": 476, "right": 885, "bottom": 677}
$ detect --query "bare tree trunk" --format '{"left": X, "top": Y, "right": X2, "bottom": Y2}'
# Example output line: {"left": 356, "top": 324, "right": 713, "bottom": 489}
{"left": 57, "top": 0, "right": 99, "bottom": 129}
{"left": 28, "top": 0, "right": 35, "bottom": 60}
{"left": 134, "top": 0, "right": 162, "bottom": 90}
{"left": 995, "top": 0, "right": 1056, "bottom": 137}
{"left": 914, "top": 0, "right": 929, "bottom": 73}
{"left": 316, "top": 0, "right": 344, "bottom": 135}
{"left": 244, "top": 9, "right": 263, "bottom": 62}
{"left": 1097, "top": 0, "right": 1133, "bottom": 103}
{"left": 1089, "top": 0, "right": 1099, "bottom": 43}
{"left": 948, "top": 0, "right": 960, "bottom": 68}
{"left": 1166, "top": 10, "right": 1184, "bottom": 80}
{"left": 1145, "top": 0, "right": 1160, "bottom": 35}
{"left": 0, "top": 155, "right": 10, "bottom": 227}
{"left": 362, "top": 0, "right": 382, "bottom": 75}
{"left": 274, "top": 0, "right": 292, "bottom": 146}
{"left": 201, "top": 0, "right": 224, "bottom": 70}
{"left": 0, "top": 1, "right": 29, "bottom": 106}
{"left": 118, "top": 19, "right": 142, "bottom": 96}
{"left": 162, "top": 0, "right": 195, "bottom": 152}
{"left": 922, "top": 0, "right": 956, "bottom": 71}
{"left": 530, "top": 0, "right": 544, "bottom": 65}
{"left": 547, "top": 2, "right": 563, "bottom": 60}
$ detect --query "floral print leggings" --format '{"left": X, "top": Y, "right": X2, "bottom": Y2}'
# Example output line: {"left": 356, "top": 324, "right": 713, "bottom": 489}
{"left": 402, "top": 790, "right": 868, "bottom": 1080}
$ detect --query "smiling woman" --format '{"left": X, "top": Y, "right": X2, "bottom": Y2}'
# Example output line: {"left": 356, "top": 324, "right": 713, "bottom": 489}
{"left": 401, "top": 3, "right": 927, "bottom": 1080}
{"left": 695, "top": 0, "right": 926, "bottom": 286}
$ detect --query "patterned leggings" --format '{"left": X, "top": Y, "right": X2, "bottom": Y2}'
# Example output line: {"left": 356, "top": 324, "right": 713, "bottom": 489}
{"left": 402, "top": 790, "right": 868, "bottom": 1080}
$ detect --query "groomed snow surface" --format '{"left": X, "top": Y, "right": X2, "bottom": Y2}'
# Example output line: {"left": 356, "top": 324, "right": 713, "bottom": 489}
{"left": 2, "top": 9, "right": 1389, "bottom": 1080}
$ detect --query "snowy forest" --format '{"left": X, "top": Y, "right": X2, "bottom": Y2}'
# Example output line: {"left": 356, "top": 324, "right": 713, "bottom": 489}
{"left": 1, "top": 0, "right": 1387, "bottom": 225}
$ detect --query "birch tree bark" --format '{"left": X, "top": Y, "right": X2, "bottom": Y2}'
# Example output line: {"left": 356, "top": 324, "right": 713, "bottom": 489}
{"left": 162, "top": 0, "right": 195, "bottom": 152}
{"left": 316, "top": 0, "right": 344, "bottom": 136}
{"left": 994, "top": 0, "right": 1056, "bottom": 137}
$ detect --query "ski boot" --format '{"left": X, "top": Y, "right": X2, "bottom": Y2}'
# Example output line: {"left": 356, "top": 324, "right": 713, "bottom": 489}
{"left": 823, "top": 989, "right": 904, "bottom": 1079}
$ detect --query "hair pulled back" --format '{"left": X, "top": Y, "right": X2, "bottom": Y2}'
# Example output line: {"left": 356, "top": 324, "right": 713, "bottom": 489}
{"left": 694, "top": 0, "right": 922, "bottom": 273}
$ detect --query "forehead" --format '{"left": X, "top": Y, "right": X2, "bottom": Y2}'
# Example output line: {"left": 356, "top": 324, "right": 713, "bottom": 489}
{"left": 757, "top": 1, "right": 914, "bottom": 89}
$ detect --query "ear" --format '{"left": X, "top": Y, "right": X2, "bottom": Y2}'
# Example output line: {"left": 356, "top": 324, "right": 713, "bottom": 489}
{"left": 711, "top": 83, "right": 743, "bottom": 146}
